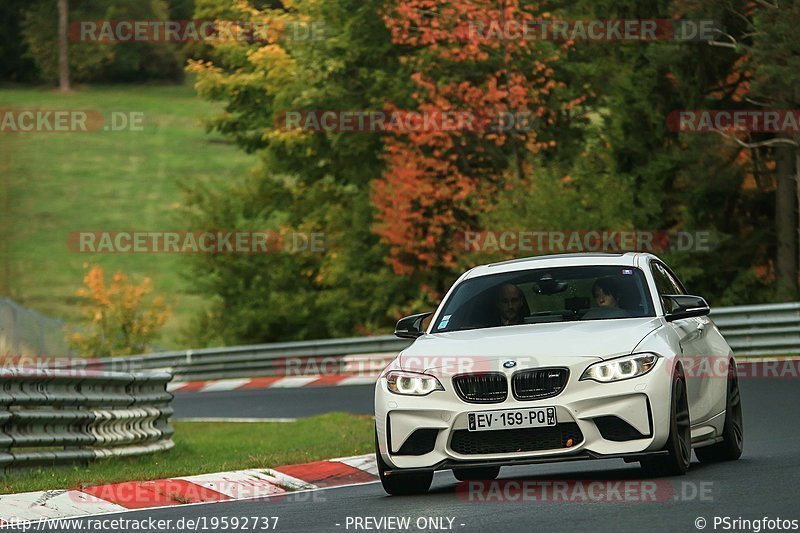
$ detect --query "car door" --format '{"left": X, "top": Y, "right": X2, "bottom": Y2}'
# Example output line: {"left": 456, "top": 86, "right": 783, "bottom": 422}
{"left": 664, "top": 262, "right": 730, "bottom": 422}
{"left": 650, "top": 261, "right": 715, "bottom": 424}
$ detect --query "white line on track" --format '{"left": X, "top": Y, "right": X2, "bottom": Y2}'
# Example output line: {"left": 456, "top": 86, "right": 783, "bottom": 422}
{"left": 175, "top": 417, "right": 298, "bottom": 423}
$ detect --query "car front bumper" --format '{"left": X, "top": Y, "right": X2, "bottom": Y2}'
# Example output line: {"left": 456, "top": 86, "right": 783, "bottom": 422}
{"left": 375, "top": 356, "right": 673, "bottom": 471}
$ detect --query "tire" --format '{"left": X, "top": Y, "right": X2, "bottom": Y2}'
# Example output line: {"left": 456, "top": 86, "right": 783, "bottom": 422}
{"left": 695, "top": 363, "right": 744, "bottom": 463}
{"left": 640, "top": 366, "right": 692, "bottom": 476}
{"left": 375, "top": 431, "right": 433, "bottom": 496}
{"left": 452, "top": 466, "right": 501, "bottom": 481}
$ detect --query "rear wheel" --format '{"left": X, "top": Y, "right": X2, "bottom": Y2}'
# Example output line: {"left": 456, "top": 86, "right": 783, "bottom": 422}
{"left": 641, "top": 367, "right": 692, "bottom": 476}
{"left": 695, "top": 364, "right": 743, "bottom": 463}
{"left": 375, "top": 431, "right": 433, "bottom": 496}
{"left": 452, "top": 466, "right": 500, "bottom": 481}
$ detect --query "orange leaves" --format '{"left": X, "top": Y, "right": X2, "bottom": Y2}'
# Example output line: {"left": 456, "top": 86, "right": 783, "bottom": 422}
{"left": 67, "top": 265, "right": 171, "bottom": 357}
{"left": 383, "top": 0, "right": 550, "bottom": 62}
{"left": 77, "top": 265, "right": 110, "bottom": 307}
{"left": 373, "top": 0, "right": 570, "bottom": 276}
{"left": 707, "top": 55, "right": 751, "bottom": 102}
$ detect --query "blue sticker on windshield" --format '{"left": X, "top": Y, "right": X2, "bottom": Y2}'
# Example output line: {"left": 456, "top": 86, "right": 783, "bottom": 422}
{"left": 438, "top": 315, "right": 452, "bottom": 329}
{"left": 621, "top": 269, "right": 633, "bottom": 275}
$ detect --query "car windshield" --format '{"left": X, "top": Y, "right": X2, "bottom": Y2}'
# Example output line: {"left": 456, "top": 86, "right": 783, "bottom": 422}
{"left": 433, "top": 265, "right": 655, "bottom": 333}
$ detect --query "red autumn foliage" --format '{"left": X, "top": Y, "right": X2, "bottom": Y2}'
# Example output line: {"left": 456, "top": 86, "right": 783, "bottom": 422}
{"left": 373, "top": 0, "right": 573, "bottom": 279}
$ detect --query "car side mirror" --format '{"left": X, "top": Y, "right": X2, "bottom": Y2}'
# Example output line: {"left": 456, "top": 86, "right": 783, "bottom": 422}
{"left": 394, "top": 312, "right": 432, "bottom": 339}
{"left": 662, "top": 295, "right": 710, "bottom": 322}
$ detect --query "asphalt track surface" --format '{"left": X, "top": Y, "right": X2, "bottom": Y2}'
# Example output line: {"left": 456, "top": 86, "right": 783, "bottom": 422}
{"left": 45, "top": 365, "right": 800, "bottom": 533}
{"left": 171, "top": 385, "right": 376, "bottom": 419}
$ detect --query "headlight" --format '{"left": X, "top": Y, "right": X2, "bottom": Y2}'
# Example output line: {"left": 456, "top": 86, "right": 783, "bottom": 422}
{"left": 580, "top": 353, "right": 658, "bottom": 383}
{"left": 385, "top": 370, "right": 444, "bottom": 396}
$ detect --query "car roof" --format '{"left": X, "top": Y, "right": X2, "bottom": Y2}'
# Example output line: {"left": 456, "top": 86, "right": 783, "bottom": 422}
{"left": 462, "top": 252, "right": 659, "bottom": 280}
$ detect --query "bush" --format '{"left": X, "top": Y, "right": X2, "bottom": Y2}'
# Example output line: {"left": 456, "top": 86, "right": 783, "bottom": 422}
{"left": 67, "top": 265, "right": 171, "bottom": 357}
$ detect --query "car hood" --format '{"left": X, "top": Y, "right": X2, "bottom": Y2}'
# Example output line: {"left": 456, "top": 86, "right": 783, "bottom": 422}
{"left": 399, "top": 317, "right": 662, "bottom": 372}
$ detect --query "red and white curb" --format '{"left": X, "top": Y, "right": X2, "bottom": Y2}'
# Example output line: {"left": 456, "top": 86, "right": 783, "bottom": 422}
{"left": 166, "top": 357, "right": 795, "bottom": 394}
{"left": 168, "top": 375, "right": 379, "bottom": 394}
{"left": 0, "top": 454, "right": 378, "bottom": 524}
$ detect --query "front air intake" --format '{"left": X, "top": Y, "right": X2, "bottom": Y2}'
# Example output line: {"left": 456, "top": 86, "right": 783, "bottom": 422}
{"left": 394, "top": 428, "right": 439, "bottom": 455}
{"left": 512, "top": 368, "right": 569, "bottom": 401}
{"left": 450, "top": 423, "right": 584, "bottom": 455}
{"left": 453, "top": 373, "right": 508, "bottom": 403}
{"left": 594, "top": 416, "right": 650, "bottom": 441}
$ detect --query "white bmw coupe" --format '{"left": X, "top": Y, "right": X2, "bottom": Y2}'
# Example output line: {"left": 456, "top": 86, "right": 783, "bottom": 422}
{"left": 375, "top": 252, "right": 743, "bottom": 495}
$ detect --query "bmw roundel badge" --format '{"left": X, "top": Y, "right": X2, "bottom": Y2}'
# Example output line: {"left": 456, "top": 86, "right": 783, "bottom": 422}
{"left": 503, "top": 360, "right": 517, "bottom": 368}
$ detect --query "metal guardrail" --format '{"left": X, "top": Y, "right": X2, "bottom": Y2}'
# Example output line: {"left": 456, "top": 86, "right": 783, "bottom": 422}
{"left": 77, "top": 303, "right": 800, "bottom": 382}
{"left": 0, "top": 370, "right": 174, "bottom": 472}
{"left": 81, "top": 337, "right": 411, "bottom": 382}
{"left": 708, "top": 302, "right": 800, "bottom": 356}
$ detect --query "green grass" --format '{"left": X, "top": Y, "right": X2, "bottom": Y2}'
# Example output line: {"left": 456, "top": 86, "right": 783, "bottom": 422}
{"left": 0, "top": 413, "right": 375, "bottom": 494}
{"left": 0, "top": 81, "right": 258, "bottom": 349}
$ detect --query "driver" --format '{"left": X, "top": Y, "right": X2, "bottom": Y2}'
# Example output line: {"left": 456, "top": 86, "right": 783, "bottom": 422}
{"left": 495, "top": 283, "right": 526, "bottom": 326}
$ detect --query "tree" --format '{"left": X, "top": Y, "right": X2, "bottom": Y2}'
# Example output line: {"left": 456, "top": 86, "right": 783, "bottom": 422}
{"left": 20, "top": 0, "right": 184, "bottom": 84}
{"left": 686, "top": 0, "right": 800, "bottom": 300}
{"left": 183, "top": 0, "right": 800, "bottom": 347}
{"left": 58, "top": 0, "right": 70, "bottom": 91}
{"left": 533, "top": 0, "right": 779, "bottom": 304}
{"left": 744, "top": 2, "right": 800, "bottom": 299}
{"left": 0, "top": 0, "right": 38, "bottom": 82}
{"left": 67, "top": 266, "right": 171, "bottom": 357}
{"left": 184, "top": 0, "right": 417, "bottom": 344}
{"left": 374, "top": 0, "right": 578, "bottom": 297}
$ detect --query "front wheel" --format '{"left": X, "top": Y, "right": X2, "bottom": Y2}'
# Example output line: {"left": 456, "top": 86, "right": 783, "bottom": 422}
{"left": 376, "top": 431, "right": 433, "bottom": 496}
{"left": 641, "top": 367, "right": 692, "bottom": 476}
{"left": 695, "top": 364, "right": 743, "bottom": 463}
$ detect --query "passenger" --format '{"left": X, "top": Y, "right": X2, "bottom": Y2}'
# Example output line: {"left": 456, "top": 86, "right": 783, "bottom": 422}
{"left": 495, "top": 283, "right": 526, "bottom": 326}
{"left": 592, "top": 278, "right": 621, "bottom": 309}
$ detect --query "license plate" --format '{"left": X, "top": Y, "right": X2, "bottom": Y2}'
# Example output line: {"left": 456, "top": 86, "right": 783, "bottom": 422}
{"left": 467, "top": 407, "right": 556, "bottom": 432}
